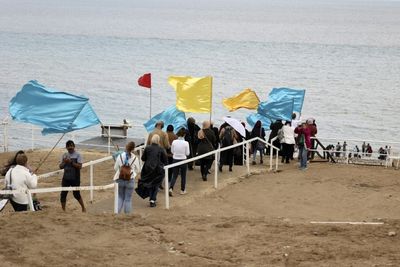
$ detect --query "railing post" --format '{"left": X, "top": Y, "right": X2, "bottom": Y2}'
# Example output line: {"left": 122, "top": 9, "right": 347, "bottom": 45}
{"left": 165, "top": 168, "right": 169, "bottom": 209}
{"left": 108, "top": 126, "right": 111, "bottom": 155}
{"left": 114, "top": 182, "right": 119, "bottom": 214}
{"left": 214, "top": 151, "right": 218, "bottom": 189}
{"left": 138, "top": 148, "right": 143, "bottom": 169}
{"left": 269, "top": 142, "right": 273, "bottom": 171}
{"left": 275, "top": 147, "right": 279, "bottom": 171}
{"left": 27, "top": 190, "right": 35, "bottom": 211}
{"left": 242, "top": 142, "right": 245, "bottom": 166}
{"left": 246, "top": 141, "right": 250, "bottom": 175}
{"left": 90, "top": 163, "right": 94, "bottom": 203}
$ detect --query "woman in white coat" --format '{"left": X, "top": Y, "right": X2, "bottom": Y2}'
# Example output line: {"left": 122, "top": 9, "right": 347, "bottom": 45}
{"left": 4, "top": 153, "right": 37, "bottom": 212}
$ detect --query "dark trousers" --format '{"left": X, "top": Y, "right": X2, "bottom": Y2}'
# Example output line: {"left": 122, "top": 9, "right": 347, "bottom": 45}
{"left": 200, "top": 158, "right": 213, "bottom": 177}
{"left": 167, "top": 156, "right": 173, "bottom": 182}
{"left": 220, "top": 149, "right": 234, "bottom": 168}
{"left": 149, "top": 186, "right": 158, "bottom": 202}
{"left": 10, "top": 199, "right": 28, "bottom": 212}
{"left": 282, "top": 143, "right": 294, "bottom": 163}
{"left": 170, "top": 159, "right": 187, "bottom": 191}
{"left": 60, "top": 178, "right": 82, "bottom": 202}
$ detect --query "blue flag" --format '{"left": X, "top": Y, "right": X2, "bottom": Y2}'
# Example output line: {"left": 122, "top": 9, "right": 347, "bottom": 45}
{"left": 143, "top": 106, "right": 187, "bottom": 133}
{"left": 257, "top": 98, "right": 294, "bottom": 122}
{"left": 268, "top": 88, "right": 305, "bottom": 113}
{"left": 246, "top": 113, "right": 272, "bottom": 130}
{"left": 9, "top": 80, "right": 100, "bottom": 135}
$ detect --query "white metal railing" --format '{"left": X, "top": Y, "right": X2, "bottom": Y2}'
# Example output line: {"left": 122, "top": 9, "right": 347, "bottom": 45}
{"left": 163, "top": 137, "right": 280, "bottom": 209}
{"left": 0, "top": 145, "right": 146, "bottom": 213}
{"left": 308, "top": 147, "right": 397, "bottom": 167}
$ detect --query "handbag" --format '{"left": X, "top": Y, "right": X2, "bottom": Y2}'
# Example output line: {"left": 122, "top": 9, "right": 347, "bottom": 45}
{"left": 0, "top": 169, "right": 14, "bottom": 200}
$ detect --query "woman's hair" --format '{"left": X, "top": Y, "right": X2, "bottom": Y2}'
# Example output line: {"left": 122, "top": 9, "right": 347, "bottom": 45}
{"left": 166, "top": 125, "right": 174, "bottom": 132}
{"left": 16, "top": 154, "right": 28, "bottom": 166}
{"left": 202, "top": 120, "right": 211, "bottom": 129}
{"left": 254, "top": 120, "right": 262, "bottom": 128}
{"left": 126, "top": 141, "right": 135, "bottom": 152}
{"left": 151, "top": 134, "right": 160, "bottom": 145}
{"left": 177, "top": 128, "right": 186, "bottom": 137}
{"left": 1, "top": 150, "right": 25, "bottom": 176}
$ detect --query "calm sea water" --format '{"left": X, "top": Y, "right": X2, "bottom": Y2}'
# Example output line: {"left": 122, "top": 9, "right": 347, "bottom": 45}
{"left": 0, "top": 0, "right": 399, "bottom": 150}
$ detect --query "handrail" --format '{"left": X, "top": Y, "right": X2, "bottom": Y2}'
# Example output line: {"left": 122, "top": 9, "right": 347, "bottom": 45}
{"left": 312, "top": 136, "right": 400, "bottom": 146}
{"left": 163, "top": 137, "right": 280, "bottom": 209}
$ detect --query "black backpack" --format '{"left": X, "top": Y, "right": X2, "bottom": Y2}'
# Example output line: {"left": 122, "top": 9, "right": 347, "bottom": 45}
{"left": 222, "top": 126, "right": 233, "bottom": 147}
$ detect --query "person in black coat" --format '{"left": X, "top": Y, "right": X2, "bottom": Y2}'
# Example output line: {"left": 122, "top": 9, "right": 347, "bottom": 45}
{"left": 139, "top": 134, "right": 168, "bottom": 207}
{"left": 185, "top": 117, "right": 201, "bottom": 170}
{"left": 196, "top": 121, "right": 217, "bottom": 181}
{"left": 250, "top": 120, "right": 266, "bottom": 164}
{"left": 268, "top": 119, "right": 283, "bottom": 155}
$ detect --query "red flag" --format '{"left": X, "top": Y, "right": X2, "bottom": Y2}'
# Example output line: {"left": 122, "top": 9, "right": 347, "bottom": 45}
{"left": 138, "top": 73, "right": 151, "bottom": 88}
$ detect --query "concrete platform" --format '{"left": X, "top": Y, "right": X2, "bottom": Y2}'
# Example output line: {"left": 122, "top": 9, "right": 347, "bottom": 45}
{"left": 77, "top": 136, "right": 145, "bottom": 152}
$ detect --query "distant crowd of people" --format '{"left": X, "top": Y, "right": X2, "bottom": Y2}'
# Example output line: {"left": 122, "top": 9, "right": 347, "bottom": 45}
{"left": 325, "top": 141, "right": 391, "bottom": 160}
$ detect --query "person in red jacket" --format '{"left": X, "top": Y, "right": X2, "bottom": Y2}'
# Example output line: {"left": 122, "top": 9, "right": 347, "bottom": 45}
{"left": 307, "top": 118, "right": 318, "bottom": 160}
{"left": 294, "top": 121, "right": 312, "bottom": 170}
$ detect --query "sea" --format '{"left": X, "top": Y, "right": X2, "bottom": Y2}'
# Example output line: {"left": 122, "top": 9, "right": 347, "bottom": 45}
{"left": 0, "top": 0, "right": 399, "bottom": 151}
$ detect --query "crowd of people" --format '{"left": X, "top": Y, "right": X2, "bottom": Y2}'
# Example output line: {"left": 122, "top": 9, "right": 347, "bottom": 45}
{"left": 0, "top": 115, "right": 319, "bottom": 214}
{"left": 325, "top": 141, "right": 391, "bottom": 160}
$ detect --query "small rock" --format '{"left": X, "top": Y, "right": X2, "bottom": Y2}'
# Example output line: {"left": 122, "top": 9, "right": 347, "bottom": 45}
{"left": 313, "top": 231, "right": 319, "bottom": 236}
{"left": 178, "top": 241, "right": 185, "bottom": 246}
{"left": 283, "top": 253, "right": 289, "bottom": 257}
{"left": 388, "top": 231, "right": 396, "bottom": 237}
{"left": 283, "top": 218, "right": 291, "bottom": 223}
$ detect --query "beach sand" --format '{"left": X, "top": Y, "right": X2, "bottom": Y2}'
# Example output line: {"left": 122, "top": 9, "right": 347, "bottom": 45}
{"left": 1, "top": 149, "right": 400, "bottom": 266}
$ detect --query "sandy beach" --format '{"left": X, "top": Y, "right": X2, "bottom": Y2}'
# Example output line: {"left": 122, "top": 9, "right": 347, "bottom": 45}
{"left": 0, "top": 148, "right": 399, "bottom": 266}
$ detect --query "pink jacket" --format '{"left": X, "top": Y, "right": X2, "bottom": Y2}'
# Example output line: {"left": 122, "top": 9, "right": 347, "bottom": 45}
{"left": 294, "top": 127, "right": 312, "bottom": 149}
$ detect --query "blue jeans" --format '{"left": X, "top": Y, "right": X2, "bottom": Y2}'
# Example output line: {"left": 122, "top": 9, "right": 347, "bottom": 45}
{"left": 170, "top": 159, "right": 187, "bottom": 191}
{"left": 117, "top": 179, "right": 135, "bottom": 214}
{"left": 299, "top": 146, "right": 308, "bottom": 169}
{"left": 253, "top": 148, "right": 264, "bottom": 162}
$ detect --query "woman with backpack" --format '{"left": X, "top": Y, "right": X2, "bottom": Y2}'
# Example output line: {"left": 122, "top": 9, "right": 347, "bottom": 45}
{"left": 113, "top": 141, "right": 140, "bottom": 214}
{"left": 250, "top": 120, "right": 266, "bottom": 165}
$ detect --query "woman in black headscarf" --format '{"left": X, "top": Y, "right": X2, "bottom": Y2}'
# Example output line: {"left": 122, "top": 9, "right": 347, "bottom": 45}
{"left": 138, "top": 134, "right": 168, "bottom": 207}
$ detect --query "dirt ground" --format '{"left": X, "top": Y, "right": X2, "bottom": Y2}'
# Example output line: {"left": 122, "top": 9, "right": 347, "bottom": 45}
{"left": 0, "top": 148, "right": 400, "bottom": 266}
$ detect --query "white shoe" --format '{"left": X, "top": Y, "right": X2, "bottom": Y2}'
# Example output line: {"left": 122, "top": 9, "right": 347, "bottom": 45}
{"left": 169, "top": 188, "right": 173, "bottom": 197}
{"left": 180, "top": 190, "right": 187, "bottom": 195}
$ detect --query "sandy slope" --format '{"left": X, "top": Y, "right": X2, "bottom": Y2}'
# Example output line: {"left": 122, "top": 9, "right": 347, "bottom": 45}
{"left": 0, "top": 149, "right": 399, "bottom": 266}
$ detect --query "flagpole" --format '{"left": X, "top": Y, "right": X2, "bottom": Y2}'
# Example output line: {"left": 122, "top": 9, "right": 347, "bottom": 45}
{"left": 209, "top": 76, "right": 213, "bottom": 123}
{"left": 149, "top": 86, "right": 152, "bottom": 119}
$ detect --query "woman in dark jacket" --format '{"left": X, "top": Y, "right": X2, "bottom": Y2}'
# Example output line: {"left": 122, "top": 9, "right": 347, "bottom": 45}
{"left": 250, "top": 120, "right": 266, "bottom": 165}
{"left": 196, "top": 121, "right": 217, "bottom": 181}
{"left": 139, "top": 134, "right": 168, "bottom": 207}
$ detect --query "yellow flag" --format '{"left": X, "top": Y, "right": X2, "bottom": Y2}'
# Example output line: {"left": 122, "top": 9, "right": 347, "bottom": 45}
{"left": 222, "top": 88, "right": 260, "bottom": 112}
{"left": 168, "top": 76, "right": 212, "bottom": 113}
